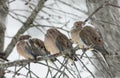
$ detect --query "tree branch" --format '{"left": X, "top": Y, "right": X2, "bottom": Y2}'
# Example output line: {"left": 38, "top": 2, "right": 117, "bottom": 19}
{"left": 0, "top": 53, "right": 60, "bottom": 68}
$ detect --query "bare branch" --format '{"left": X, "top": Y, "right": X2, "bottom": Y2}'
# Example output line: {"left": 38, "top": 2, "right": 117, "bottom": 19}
{"left": 84, "top": 1, "right": 109, "bottom": 23}
{"left": 107, "top": 3, "right": 120, "bottom": 8}
{"left": 0, "top": 53, "right": 61, "bottom": 68}
{"left": 58, "top": 0, "right": 87, "bottom": 14}
{"left": 77, "top": 57, "right": 95, "bottom": 78}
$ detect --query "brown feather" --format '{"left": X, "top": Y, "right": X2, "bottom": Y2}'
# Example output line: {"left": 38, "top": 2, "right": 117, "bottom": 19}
{"left": 16, "top": 40, "right": 35, "bottom": 59}
{"left": 29, "top": 38, "right": 49, "bottom": 56}
{"left": 44, "top": 28, "right": 77, "bottom": 61}
{"left": 16, "top": 35, "right": 49, "bottom": 60}
{"left": 71, "top": 21, "right": 109, "bottom": 55}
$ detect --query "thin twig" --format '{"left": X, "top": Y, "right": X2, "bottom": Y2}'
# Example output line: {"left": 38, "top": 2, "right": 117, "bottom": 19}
{"left": 6, "top": 69, "right": 35, "bottom": 78}
{"left": 12, "top": 64, "right": 27, "bottom": 77}
{"left": 107, "top": 3, "right": 120, "bottom": 8}
{"left": 77, "top": 56, "right": 95, "bottom": 78}
{"left": 24, "top": 65, "right": 39, "bottom": 78}
{"left": 45, "top": 61, "right": 53, "bottom": 78}
{"left": 93, "top": 52, "right": 113, "bottom": 78}
{"left": 37, "top": 61, "right": 68, "bottom": 76}
{"left": 72, "top": 61, "right": 82, "bottom": 78}
{"left": 53, "top": 58, "right": 69, "bottom": 78}
{"left": 85, "top": 53, "right": 106, "bottom": 78}
{"left": 8, "top": 0, "right": 16, "bottom": 4}
{"left": 56, "top": 58, "right": 76, "bottom": 78}
{"left": 58, "top": 0, "right": 87, "bottom": 14}
{"left": 26, "top": 63, "right": 32, "bottom": 78}
{"left": 84, "top": 1, "right": 109, "bottom": 24}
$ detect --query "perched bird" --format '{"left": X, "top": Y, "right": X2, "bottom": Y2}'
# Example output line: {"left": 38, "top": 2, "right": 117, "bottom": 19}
{"left": 70, "top": 21, "right": 109, "bottom": 57}
{"left": 44, "top": 28, "right": 77, "bottom": 61}
{"left": 16, "top": 35, "right": 49, "bottom": 60}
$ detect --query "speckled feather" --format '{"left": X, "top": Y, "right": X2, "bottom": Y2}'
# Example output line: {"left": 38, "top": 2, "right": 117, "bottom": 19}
{"left": 80, "top": 26, "right": 108, "bottom": 55}
{"left": 16, "top": 35, "right": 49, "bottom": 60}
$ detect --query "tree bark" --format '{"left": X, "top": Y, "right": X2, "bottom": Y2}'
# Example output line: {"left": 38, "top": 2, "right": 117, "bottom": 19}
{"left": 0, "top": 0, "right": 8, "bottom": 77}
{"left": 86, "top": 0, "right": 120, "bottom": 77}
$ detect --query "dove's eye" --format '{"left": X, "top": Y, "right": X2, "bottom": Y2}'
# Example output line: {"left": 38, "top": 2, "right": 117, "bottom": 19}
{"left": 75, "top": 23, "right": 80, "bottom": 26}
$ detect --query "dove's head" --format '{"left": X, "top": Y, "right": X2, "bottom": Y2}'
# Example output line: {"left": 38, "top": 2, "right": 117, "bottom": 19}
{"left": 46, "top": 28, "right": 60, "bottom": 38}
{"left": 72, "top": 21, "right": 83, "bottom": 30}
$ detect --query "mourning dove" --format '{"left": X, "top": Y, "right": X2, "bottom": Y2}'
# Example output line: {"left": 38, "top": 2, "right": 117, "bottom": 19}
{"left": 16, "top": 35, "right": 49, "bottom": 60}
{"left": 70, "top": 21, "right": 109, "bottom": 57}
{"left": 71, "top": 21, "right": 112, "bottom": 77}
{"left": 44, "top": 28, "right": 77, "bottom": 61}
